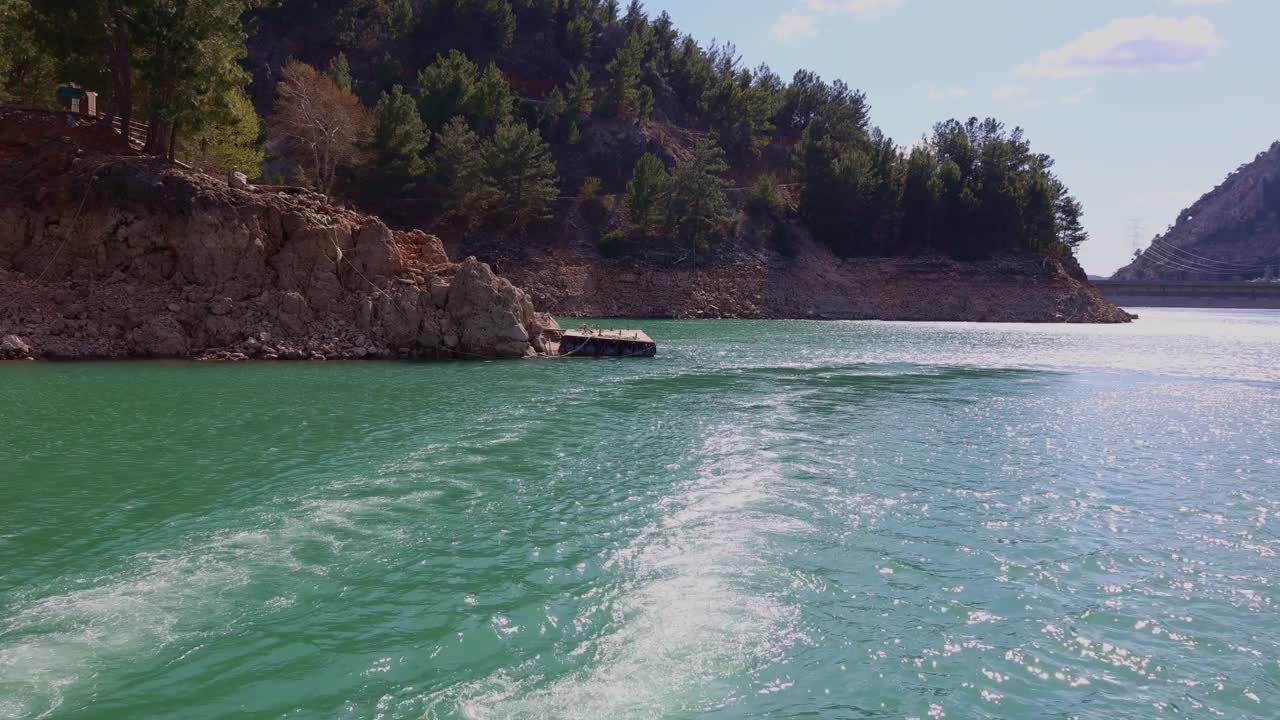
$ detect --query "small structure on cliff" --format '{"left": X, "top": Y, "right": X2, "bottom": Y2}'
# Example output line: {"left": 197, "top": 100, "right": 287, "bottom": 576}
{"left": 553, "top": 328, "right": 657, "bottom": 357}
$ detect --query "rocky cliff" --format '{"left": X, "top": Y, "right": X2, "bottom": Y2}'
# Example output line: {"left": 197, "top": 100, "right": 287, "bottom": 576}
{"left": 1113, "top": 142, "right": 1280, "bottom": 281}
{"left": 498, "top": 241, "right": 1132, "bottom": 323}
{"left": 0, "top": 111, "right": 552, "bottom": 360}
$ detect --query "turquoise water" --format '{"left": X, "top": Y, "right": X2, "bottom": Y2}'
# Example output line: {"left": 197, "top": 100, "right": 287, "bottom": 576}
{"left": 1, "top": 308, "right": 1278, "bottom": 719}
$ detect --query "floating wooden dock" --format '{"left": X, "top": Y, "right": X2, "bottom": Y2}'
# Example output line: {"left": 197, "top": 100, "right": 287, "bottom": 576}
{"left": 551, "top": 328, "right": 657, "bottom": 357}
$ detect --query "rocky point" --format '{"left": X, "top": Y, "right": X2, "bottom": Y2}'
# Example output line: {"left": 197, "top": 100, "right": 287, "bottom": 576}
{"left": 0, "top": 110, "right": 555, "bottom": 361}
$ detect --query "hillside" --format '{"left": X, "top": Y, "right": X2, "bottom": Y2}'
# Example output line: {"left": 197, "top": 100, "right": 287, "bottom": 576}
{"left": 1113, "top": 142, "right": 1280, "bottom": 281}
{"left": 1, "top": 0, "right": 1131, "bottom": 324}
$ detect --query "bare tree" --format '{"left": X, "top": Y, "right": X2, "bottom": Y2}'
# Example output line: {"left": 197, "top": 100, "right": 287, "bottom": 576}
{"left": 268, "top": 60, "right": 372, "bottom": 195}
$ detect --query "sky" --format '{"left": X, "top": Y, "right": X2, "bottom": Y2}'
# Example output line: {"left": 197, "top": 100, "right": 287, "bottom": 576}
{"left": 642, "top": 0, "right": 1278, "bottom": 276}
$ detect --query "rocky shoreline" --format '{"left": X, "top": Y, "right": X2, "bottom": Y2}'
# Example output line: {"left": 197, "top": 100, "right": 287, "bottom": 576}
{"left": 500, "top": 242, "right": 1134, "bottom": 325}
{"left": 0, "top": 114, "right": 555, "bottom": 361}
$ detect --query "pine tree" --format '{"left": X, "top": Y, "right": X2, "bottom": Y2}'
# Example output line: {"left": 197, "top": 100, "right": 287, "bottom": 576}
{"left": 622, "top": 0, "right": 646, "bottom": 33}
{"left": 389, "top": 0, "right": 413, "bottom": 35}
{"left": 651, "top": 11, "right": 677, "bottom": 71}
{"left": 131, "top": 0, "right": 255, "bottom": 159}
{"left": 701, "top": 71, "right": 782, "bottom": 158}
{"left": 746, "top": 175, "right": 785, "bottom": 218}
{"left": 373, "top": 84, "right": 429, "bottom": 177}
{"left": 431, "top": 116, "right": 489, "bottom": 219}
{"left": 327, "top": 53, "right": 353, "bottom": 93}
{"left": 600, "top": 0, "right": 619, "bottom": 23}
{"left": 606, "top": 30, "right": 648, "bottom": 118}
{"left": 567, "top": 64, "right": 595, "bottom": 115}
{"left": 480, "top": 122, "right": 561, "bottom": 229}
{"left": 336, "top": 0, "right": 409, "bottom": 48}
{"left": 626, "top": 153, "right": 671, "bottom": 229}
{"left": 637, "top": 85, "right": 654, "bottom": 119}
{"left": 417, "top": 51, "right": 512, "bottom": 133}
{"left": 1056, "top": 191, "right": 1088, "bottom": 250}
{"left": 666, "top": 137, "right": 729, "bottom": 251}
{"left": 1024, "top": 175, "right": 1059, "bottom": 253}
{"left": 543, "top": 86, "right": 568, "bottom": 138}
{"left": 418, "top": 50, "right": 479, "bottom": 132}
{"left": 900, "top": 145, "right": 937, "bottom": 251}
{"left": 470, "top": 63, "right": 515, "bottom": 133}
{"left": 562, "top": 14, "right": 593, "bottom": 62}
{"left": 0, "top": 0, "right": 60, "bottom": 106}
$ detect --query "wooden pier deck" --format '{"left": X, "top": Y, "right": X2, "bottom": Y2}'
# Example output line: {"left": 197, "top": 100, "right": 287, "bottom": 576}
{"left": 550, "top": 328, "right": 657, "bottom": 357}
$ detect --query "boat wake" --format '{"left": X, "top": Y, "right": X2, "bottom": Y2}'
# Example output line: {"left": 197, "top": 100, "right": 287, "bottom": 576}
{"left": 430, "top": 425, "right": 810, "bottom": 719}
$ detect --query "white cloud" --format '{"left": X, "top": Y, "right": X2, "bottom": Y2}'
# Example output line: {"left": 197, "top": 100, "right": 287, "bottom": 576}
{"left": 992, "top": 85, "right": 1031, "bottom": 100}
{"left": 804, "top": 0, "right": 906, "bottom": 17}
{"left": 773, "top": 0, "right": 904, "bottom": 41}
{"left": 772, "top": 13, "right": 818, "bottom": 41}
{"left": 926, "top": 86, "right": 968, "bottom": 101}
{"left": 1059, "top": 87, "right": 1096, "bottom": 105}
{"left": 1015, "top": 15, "right": 1221, "bottom": 79}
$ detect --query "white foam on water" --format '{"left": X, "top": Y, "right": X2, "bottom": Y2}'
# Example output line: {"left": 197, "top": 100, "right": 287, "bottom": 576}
{"left": 0, "top": 483, "right": 441, "bottom": 719}
{"left": 0, "top": 530, "right": 273, "bottom": 719}
{"left": 434, "top": 426, "right": 809, "bottom": 719}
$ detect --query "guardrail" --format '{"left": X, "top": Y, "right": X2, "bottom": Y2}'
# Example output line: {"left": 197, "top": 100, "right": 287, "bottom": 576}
{"left": 105, "top": 115, "right": 150, "bottom": 149}
{"left": 1093, "top": 279, "right": 1280, "bottom": 309}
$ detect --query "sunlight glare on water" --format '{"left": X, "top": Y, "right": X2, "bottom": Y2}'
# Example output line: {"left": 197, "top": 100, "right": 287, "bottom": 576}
{"left": 1, "top": 308, "right": 1277, "bottom": 719}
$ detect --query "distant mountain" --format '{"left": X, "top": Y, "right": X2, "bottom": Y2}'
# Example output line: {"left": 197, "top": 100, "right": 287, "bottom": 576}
{"left": 1113, "top": 143, "right": 1280, "bottom": 281}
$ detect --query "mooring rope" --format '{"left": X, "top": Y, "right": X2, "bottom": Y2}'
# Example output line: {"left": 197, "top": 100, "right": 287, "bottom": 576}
{"left": 34, "top": 160, "right": 109, "bottom": 283}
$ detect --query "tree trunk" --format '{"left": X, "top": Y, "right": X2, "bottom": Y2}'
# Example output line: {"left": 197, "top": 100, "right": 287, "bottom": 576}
{"left": 145, "top": 113, "right": 169, "bottom": 158}
{"left": 143, "top": 112, "right": 158, "bottom": 154}
{"left": 167, "top": 120, "right": 178, "bottom": 163}
{"left": 108, "top": 1, "right": 133, "bottom": 148}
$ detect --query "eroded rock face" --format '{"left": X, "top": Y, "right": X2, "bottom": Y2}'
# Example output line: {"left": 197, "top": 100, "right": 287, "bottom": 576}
{"left": 446, "top": 257, "right": 537, "bottom": 358}
{"left": 0, "top": 152, "right": 546, "bottom": 360}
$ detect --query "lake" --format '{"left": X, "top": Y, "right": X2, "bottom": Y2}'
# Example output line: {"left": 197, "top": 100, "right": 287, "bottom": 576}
{"left": 2, "top": 308, "right": 1277, "bottom": 719}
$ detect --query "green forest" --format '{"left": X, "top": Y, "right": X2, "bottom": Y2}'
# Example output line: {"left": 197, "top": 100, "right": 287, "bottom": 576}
{"left": 0, "top": 0, "right": 1088, "bottom": 261}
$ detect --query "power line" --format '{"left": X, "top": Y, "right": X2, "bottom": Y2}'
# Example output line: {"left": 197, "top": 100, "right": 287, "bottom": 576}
{"left": 1141, "top": 245, "right": 1252, "bottom": 275}
{"left": 1142, "top": 244, "right": 1256, "bottom": 273}
{"left": 1138, "top": 244, "right": 1279, "bottom": 276}
{"left": 1144, "top": 242, "right": 1280, "bottom": 274}
{"left": 1135, "top": 251, "right": 1244, "bottom": 276}
{"left": 1149, "top": 236, "right": 1276, "bottom": 270}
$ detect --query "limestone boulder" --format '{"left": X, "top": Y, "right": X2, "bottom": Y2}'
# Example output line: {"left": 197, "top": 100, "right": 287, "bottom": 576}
{"left": 276, "top": 291, "right": 312, "bottom": 336}
{"left": 445, "top": 257, "right": 537, "bottom": 358}
{"left": 1, "top": 334, "right": 32, "bottom": 358}
{"left": 126, "top": 317, "right": 188, "bottom": 357}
